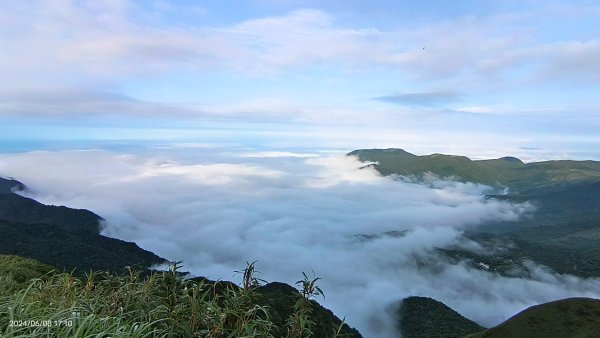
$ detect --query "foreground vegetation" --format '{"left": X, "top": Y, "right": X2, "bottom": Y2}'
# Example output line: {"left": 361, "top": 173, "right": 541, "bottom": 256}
{"left": 0, "top": 257, "right": 361, "bottom": 337}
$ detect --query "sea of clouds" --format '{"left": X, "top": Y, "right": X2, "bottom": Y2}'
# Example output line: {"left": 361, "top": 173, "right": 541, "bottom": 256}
{"left": 2, "top": 147, "right": 600, "bottom": 337}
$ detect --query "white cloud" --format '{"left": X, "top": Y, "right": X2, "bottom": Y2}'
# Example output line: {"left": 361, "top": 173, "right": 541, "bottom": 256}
{"left": 540, "top": 40, "right": 600, "bottom": 82}
{"left": 2, "top": 2, "right": 598, "bottom": 86}
{"left": 140, "top": 162, "right": 284, "bottom": 185}
{"left": 456, "top": 106, "right": 493, "bottom": 114}
{"left": 1, "top": 149, "right": 599, "bottom": 337}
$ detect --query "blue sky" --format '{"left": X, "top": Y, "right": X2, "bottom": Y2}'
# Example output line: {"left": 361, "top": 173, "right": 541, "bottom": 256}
{"left": 1, "top": 0, "right": 599, "bottom": 160}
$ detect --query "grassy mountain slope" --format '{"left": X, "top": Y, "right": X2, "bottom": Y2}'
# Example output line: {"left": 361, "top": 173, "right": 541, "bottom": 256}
{"left": 0, "top": 218, "right": 164, "bottom": 273}
{"left": 0, "top": 193, "right": 102, "bottom": 234}
{"left": 464, "top": 298, "right": 600, "bottom": 338}
{"left": 399, "top": 296, "right": 484, "bottom": 338}
{"left": 0, "top": 255, "right": 54, "bottom": 295}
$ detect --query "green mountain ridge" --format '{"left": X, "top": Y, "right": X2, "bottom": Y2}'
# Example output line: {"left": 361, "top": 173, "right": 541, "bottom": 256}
{"left": 0, "top": 193, "right": 102, "bottom": 234}
{"left": 0, "top": 218, "right": 165, "bottom": 273}
{"left": 348, "top": 148, "right": 600, "bottom": 193}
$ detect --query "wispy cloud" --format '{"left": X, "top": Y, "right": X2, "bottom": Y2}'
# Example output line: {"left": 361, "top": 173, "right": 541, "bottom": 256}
{"left": 2, "top": 2, "right": 599, "bottom": 84}
{"left": 0, "top": 87, "right": 196, "bottom": 117}
{"left": 455, "top": 106, "right": 493, "bottom": 114}
{"left": 373, "top": 91, "right": 461, "bottom": 107}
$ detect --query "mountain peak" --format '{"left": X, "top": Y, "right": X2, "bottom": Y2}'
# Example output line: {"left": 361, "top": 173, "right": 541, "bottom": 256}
{"left": 498, "top": 156, "right": 524, "bottom": 164}
{"left": 398, "top": 296, "right": 484, "bottom": 338}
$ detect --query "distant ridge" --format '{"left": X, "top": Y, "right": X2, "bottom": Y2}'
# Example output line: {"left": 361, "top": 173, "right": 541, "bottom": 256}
{"left": 348, "top": 148, "right": 600, "bottom": 193}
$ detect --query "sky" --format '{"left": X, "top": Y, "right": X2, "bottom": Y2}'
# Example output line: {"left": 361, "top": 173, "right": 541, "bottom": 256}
{"left": 2, "top": 3, "right": 600, "bottom": 336}
{"left": 0, "top": 0, "right": 599, "bottom": 159}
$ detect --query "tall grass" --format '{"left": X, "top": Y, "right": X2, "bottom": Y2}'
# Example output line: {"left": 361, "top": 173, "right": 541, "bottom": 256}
{"left": 0, "top": 262, "right": 327, "bottom": 337}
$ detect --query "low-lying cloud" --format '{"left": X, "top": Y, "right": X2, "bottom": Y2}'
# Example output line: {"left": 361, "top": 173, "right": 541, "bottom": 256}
{"left": 1, "top": 149, "right": 600, "bottom": 337}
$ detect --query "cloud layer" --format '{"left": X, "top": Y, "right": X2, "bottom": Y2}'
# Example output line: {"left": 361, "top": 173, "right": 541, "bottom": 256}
{"left": 2, "top": 148, "right": 600, "bottom": 337}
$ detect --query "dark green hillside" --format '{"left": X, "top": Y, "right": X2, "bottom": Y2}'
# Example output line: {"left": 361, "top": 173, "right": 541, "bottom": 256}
{"left": 463, "top": 182, "right": 600, "bottom": 277}
{"left": 0, "top": 218, "right": 164, "bottom": 273}
{"left": 0, "top": 193, "right": 102, "bottom": 234}
{"left": 0, "top": 177, "right": 26, "bottom": 194}
{"left": 0, "top": 176, "right": 165, "bottom": 273}
{"left": 399, "top": 296, "right": 484, "bottom": 338}
{"left": 0, "top": 177, "right": 165, "bottom": 273}
{"left": 494, "top": 181, "right": 600, "bottom": 221}
{"left": 464, "top": 298, "right": 600, "bottom": 338}
{"left": 348, "top": 148, "right": 600, "bottom": 193}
